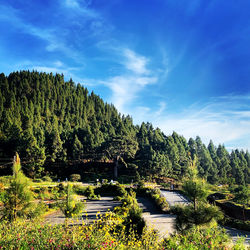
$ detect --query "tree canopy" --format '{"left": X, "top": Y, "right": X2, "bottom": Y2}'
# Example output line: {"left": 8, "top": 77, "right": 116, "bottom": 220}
{"left": 0, "top": 71, "right": 249, "bottom": 184}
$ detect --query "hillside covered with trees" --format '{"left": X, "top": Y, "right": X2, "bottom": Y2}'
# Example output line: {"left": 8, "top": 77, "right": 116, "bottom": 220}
{"left": 0, "top": 71, "right": 249, "bottom": 185}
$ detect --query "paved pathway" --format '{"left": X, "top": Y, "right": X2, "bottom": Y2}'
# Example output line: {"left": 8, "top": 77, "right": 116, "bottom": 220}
{"left": 224, "top": 226, "right": 250, "bottom": 245}
{"left": 160, "top": 190, "right": 189, "bottom": 206}
{"left": 137, "top": 197, "right": 176, "bottom": 238}
{"left": 160, "top": 190, "right": 249, "bottom": 245}
{"left": 44, "top": 196, "right": 120, "bottom": 225}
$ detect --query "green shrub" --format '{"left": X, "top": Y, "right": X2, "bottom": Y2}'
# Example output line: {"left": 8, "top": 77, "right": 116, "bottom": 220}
{"left": 220, "top": 216, "right": 250, "bottom": 231}
{"left": 33, "top": 178, "right": 43, "bottom": 183}
{"left": 0, "top": 176, "right": 12, "bottom": 185}
{"left": 37, "top": 187, "right": 51, "bottom": 200}
{"left": 70, "top": 174, "right": 81, "bottom": 182}
{"left": 26, "top": 201, "right": 48, "bottom": 219}
{"left": 60, "top": 184, "right": 84, "bottom": 218}
{"left": 163, "top": 226, "right": 234, "bottom": 249}
{"left": 0, "top": 214, "right": 243, "bottom": 249}
{"left": 123, "top": 205, "right": 146, "bottom": 236}
{"left": 84, "top": 186, "right": 100, "bottom": 200}
{"left": 51, "top": 185, "right": 65, "bottom": 200}
{"left": 136, "top": 187, "right": 169, "bottom": 212}
{"left": 42, "top": 176, "right": 52, "bottom": 182}
{"left": 114, "top": 190, "right": 146, "bottom": 237}
{"left": 95, "top": 183, "right": 127, "bottom": 197}
{"left": 172, "top": 203, "right": 224, "bottom": 232}
{"left": 73, "top": 184, "right": 86, "bottom": 195}
{"left": 1, "top": 155, "right": 34, "bottom": 221}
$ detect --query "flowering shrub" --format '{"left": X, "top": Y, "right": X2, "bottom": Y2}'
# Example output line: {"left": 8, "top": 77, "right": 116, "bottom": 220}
{"left": 0, "top": 214, "right": 245, "bottom": 249}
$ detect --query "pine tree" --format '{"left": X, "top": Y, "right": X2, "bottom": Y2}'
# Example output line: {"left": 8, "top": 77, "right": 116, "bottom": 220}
{"left": 1, "top": 153, "right": 33, "bottom": 221}
{"left": 60, "top": 184, "right": 84, "bottom": 218}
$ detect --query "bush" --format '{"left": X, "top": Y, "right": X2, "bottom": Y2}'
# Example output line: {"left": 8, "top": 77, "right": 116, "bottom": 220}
{"left": 163, "top": 226, "right": 234, "bottom": 249}
{"left": 69, "top": 174, "right": 81, "bottom": 182}
{"left": 1, "top": 155, "right": 34, "bottom": 221}
{"left": 84, "top": 186, "right": 100, "bottom": 200}
{"left": 114, "top": 190, "right": 146, "bottom": 237}
{"left": 220, "top": 216, "right": 250, "bottom": 231}
{"left": 0, "top": 214, "right": 243, "bottom": 249}
{"left": 136, "top": 187, "right": 169, "bottom": 212}
{"left": 0, "top": 183, "right": 6, "bottom": 203}
{"left": 0, "top": 176, "right": 12, "bottom": 185}
{"left": 60, "top": 184, "right": 84, "bottom": 218}
{"left": 123, "top": 205, "right": 146, "bottom": 236}
{"left": 37, "top": 187, "right": 51, "bottom": 200}
{"left": 95, "top": 183, "right": 127, "bottom": 197}
{"left": 26, "top": 201, "right": 48, "bottom": 219}
{"left": 33, "top": 178, "right": 43, "bottom": 183}
{"left": 42, "top": 176, "right": 52, "bottom": 182}
{"left": 73, "top": 184, "right": 86, "bottom": 195}
{"left": 172, "top": 203, "right": 224, "bottom": 232}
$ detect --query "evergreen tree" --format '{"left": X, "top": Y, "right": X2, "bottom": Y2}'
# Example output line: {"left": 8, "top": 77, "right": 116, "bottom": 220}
{"left": 102, "top": 135, "right": 138, "bottom": 179}
{"left": 1, "top": 153, "right": 33, "bottom": 221}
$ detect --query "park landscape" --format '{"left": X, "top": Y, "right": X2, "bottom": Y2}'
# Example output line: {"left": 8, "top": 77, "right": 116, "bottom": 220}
{"left": 0, "top": 72, "right": 249, "bottom": 249}
{"left": 1, "top": 1, "right": 250, "bottom": 249}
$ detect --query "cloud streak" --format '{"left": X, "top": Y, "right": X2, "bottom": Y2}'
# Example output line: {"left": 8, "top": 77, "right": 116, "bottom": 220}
{"left": 131, "top": 94, "right": 250, "bottom": 150}
{"left": 98, "top": 48, "right": 158, "bottom": 114}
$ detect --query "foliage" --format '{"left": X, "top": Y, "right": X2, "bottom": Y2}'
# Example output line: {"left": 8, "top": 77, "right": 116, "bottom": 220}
{"left": 233, "top": 185, "right": 250, "bottom": 206}
{"left": 72, "top": 184, "right": 87, "bottom": 195}
{"left": 84, "top": 185, "right": 100, "bottom": 200}
{"left": 42, "top": 176, "right": 52, "bottom": 182}
{"left": 0, "top": 215, "right": 244, "bottom": 249}
{"left": 69, "top": 174, "right": 81, "bottom": 182}
{"left": 1, "top": 153, "right": 34, "bottom": 221}
{"left": 220, "top": 216, "right": 250, "bottom": 231}
{"left": 137, "top": 186, "right": 169, "bottom": 212}
{"left": 0, "top": 176, "right": 12, "bottom": 185}
{"left": 163, "top": 226, "right": 244, "bottom": 250}
{"left": 182, "top": 179, "right": 208, "bottom": 210}
{"left": 59, "top": 184, "right": 84, "bottom": 218}
{"left": 172, "top": 203, "right": 223, "bottom": 232}
{"left": 96, "top": 183, "right": 127, "bottom": 197}
{"left": 0, "top": 71, "right": 249, "bottom": 184}
{"left": 114, "top": 190, "right": 146, "bottom": 236}
{"left": 0, "top": 182, "right": 5, "bottom": 203}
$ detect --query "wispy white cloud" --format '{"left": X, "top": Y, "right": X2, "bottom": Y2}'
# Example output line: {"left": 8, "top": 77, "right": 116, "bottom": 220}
{"left": 132, "top": 94, "right": 250, "bottom": 150}
{"left": 155, "top": 101, "right": 167, "bottom": 116}
{"left": 62, "top": 0, "right": 98, "bottom": 18}
{"left": 0, "top": 3, "right": 98, "bottom": 66}
{"left": 103, "top": 75, "right": 157, "bottom": 113}
{"left": 94, "top": 48, "right": 158, "bottom": 114}
{"left": 123, "top": 49, "right": 149, "bottom": 75}
{"left": 65, "top": 0, "right": 80, "bottom": 8}
{"left": 54, "top": 61, "right": 64, "bottom": 67}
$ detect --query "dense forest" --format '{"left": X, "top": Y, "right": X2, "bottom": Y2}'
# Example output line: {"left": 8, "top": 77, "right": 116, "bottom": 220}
{"left": 0, "top": 71, "right": 249, "bottom": 185}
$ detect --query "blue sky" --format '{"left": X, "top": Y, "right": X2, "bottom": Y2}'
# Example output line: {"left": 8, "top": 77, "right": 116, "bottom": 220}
{"left": 1, "top": 0, "right": 250, "bottom": 150}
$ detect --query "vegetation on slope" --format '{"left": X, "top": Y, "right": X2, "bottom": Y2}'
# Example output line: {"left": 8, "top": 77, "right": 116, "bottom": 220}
{"left": 0, "top": 71, "right": 249, "bottom": 185}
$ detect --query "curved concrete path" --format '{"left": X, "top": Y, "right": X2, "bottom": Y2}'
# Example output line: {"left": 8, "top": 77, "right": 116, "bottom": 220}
{"left": 160, "top": 190, "right": 249, "bottom": 245}
{"left": 44, "top": 196, "right": 120, "bottom": 225}
{"left": 137, "top": 196, "right": 176, "bottom": 238}
{"left": 160, "top": 190, "right": 189, "bottom": 206}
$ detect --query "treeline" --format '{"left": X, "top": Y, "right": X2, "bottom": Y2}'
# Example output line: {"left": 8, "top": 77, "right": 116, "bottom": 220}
{"left": 0, "top": 71, "right": 249, "bottom": 185}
